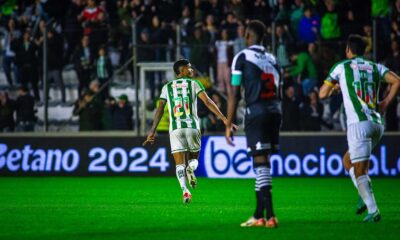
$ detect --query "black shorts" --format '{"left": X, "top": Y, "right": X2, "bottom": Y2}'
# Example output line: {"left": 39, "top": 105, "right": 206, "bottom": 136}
{"left": 245, "top": 112, "right": 281, "bottom": 156}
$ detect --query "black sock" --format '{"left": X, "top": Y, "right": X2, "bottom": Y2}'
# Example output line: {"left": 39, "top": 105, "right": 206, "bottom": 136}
{"left": 254, "top": 190, "right": 264, "bottom": 219}
{"left": 262, "top": 186, "right": 275, "bottom": 220}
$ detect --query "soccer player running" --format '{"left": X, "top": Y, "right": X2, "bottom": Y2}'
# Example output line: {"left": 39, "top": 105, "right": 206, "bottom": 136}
{"left": 319, "top": 35, "right": 400, "bottom": 222}
{"left": 225, "top": 20, "right": 281, "bottom": 228}
{"left": 143, "top": 59, "right": 237, "bottom": 204}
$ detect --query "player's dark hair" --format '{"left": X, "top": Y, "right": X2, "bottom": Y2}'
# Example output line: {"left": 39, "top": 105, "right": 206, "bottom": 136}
{"left": 173, "top": 59, "right": 190, "bottom": 75}
{"left": 247, "top": 20, "right": 266, "bottom": 44}
{"left": 347, "top": 34, "right": 367, "bottom": 56}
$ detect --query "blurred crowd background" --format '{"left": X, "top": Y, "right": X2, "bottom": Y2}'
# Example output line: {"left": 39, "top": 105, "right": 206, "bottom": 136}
{"left": 0, "top": 0, "right": 399, "bottom": 133}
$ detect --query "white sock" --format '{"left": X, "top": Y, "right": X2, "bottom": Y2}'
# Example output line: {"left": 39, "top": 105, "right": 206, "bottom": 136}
{"left": 356, "top": 175, "right": 378, "bottom": 214}
{"left": 188, "top": 159, "right": 198, "bottom": 171}
{"left": 349, "top": 167, "right": 358, "bottom": 190}
{"left": 176, "top": 164, "right": 188, "bottom": 192}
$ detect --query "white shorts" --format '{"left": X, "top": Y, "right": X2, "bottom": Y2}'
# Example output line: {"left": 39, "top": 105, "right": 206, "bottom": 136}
{"left": 169, "top": 128, "right": 201, "bottom": 154}
{"left": 347, "top": 121, "right": 384, "bottom": 163}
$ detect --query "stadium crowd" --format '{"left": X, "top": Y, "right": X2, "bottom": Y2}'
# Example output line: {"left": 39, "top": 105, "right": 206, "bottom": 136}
{"left": 0, "top": 0, "right": 399, "bottom": 132}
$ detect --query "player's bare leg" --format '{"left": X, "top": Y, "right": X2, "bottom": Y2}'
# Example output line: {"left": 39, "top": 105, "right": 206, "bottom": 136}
{"left": 173, "top": 152, "right": 191, "bottom": 203}
{"left": 343, "top": 151, "right": 366, "bottom": 214}
{"left": 241, "top": 155, "right": 277, "bottom": 228}
{"left": 354, "top": 160, "right": 380, "bottom": 222}
{"left": 186, "top": 152, "right": 199, "bottom": 189}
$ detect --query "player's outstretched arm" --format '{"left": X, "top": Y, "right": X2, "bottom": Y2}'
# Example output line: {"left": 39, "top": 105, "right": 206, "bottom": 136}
{"left": 198, "top": 92, "right": 238, "bottom": 131}
{"left": 380, "top": 71, "right": 400, "bottom": 114}
{"left": 143, "top": 100, "right": 166, "bottom": 146}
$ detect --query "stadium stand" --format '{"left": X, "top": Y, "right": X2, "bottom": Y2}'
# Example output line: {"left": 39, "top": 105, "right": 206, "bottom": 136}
{"left": 0, "top": 0, "right": 399, "bottom": 132}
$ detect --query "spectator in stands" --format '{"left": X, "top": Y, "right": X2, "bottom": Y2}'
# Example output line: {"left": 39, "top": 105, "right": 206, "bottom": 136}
{"left": 73, "top": 81, "right": 103, "bottom": 131}
{"left": 362, "top": 24, "right": 373, "bottom": 60}
{"left": 299, "top": 90, "right": 331, "bottom": 131}
{"left": 178, "top": 6, "right": 193, "bottom": 59}
{"left": 15, "top": 86, "right": 36, "bottom": 132}
{"left": 24, "top": 0, "right": 48, "bottom": 21}
{"left": 102, "top": 96, "right": 114, "bottom": 130}
{"left": 307, "top": 42, "right": 339, "bottom": 88}
{"left": 46, "top": 29, "right": 66, "bottom": 103}
{"left": 95, "top": 45, "right": 113, "bottom": 100}
{"left": 320, "top": 0, "right": 341, "bottom": 41}
{"left": 116, "top": 18, "right": 132, "bottom": 65}
{"left": 385, "top": 40, "right": 400, "bottom": 75}
{"left": 137, "top": 28, "right": 154, "bottom": 62}
{"left": 221, "top": 12, "right": 238, "bottom": 39}
{"left": 204, "top": 91, "right": 226, "bottom": 132}
{"left": 307, "top": 42, "right": 323, "bottom": 80}
{"left": 78, "top": 0, "right": 104, "bottom": 36}
{"left": 116, "top": 0, "right": 130, "bottom": 22}
{"left": 137, "top": 28, "right": 157, "bottom": 98}
{"left": 111, "top": 94, "right": 133, "bottom": 130}
{"left": 1, "top": 0, "right": 398, "bottom": 134}
{"left": 0, "top": 91, "right": 16, "bottom": 132}
{"left": 233, "top": 24, "right": 245, "bottom": 55}
{"left": 298, "top": 6, "right": 320, "bottom": 44}
{"left": 73, "top": 35, "right": 94, "bottom": 96}
{"left": 88, "top": 79, "right": 100, "bottom": 93}
{"left": 12, "top": 29, "right": 40, "bottom": 101}
{"left": 271, "top": 0, "right": 291, "bottom": 24}
{"left": 150, "top": 15, "right": 169, "bottom": 62}
{"left": 290, "top": 0, "right": 304, "bottom": 39}
{"left": 282, "top": 85, "right": 301, "bottom": 131}
{"left": 205, "top": 14, "right": 218, "bottom": 43}
{"left": 2, "top": 18, "right": 20, "bottom": 86}
{"left": 89, "top": 10, "right": 109, "bottom": 51}
{"left": 286, "top": 47, "right": 318, "bottom": 96}
{"left": 338, "top": 0, "right": 358, "bottom": 37}
{"left": 371, "top": 0, "right": 390, "bottom": 61}
{"left": 276, "top": 24, "right": 293, "bottom": 68}
{"left": 392, "top": 0, "right": 400, "bottom": 23}
{"left": 229, "top": 0, "right": 245, "bottom": 21}
{"left": 64, "top": 0, "right": 84, "bottom": 64}
{"left": 208, "top": 0, "right": 225, "bottom": 24}
{"left": 0, "top": 0, "right": 17, "bottom": 25}
{"left": 253, "top": 0, "right": 268, "bottom": 22}
{"left": 189, "top": 23, "right": 210, "bottom": 75}
{"left": 193, "top": 0, "right": 205, "bottom": 22}
{"left": 391, "top": 21, "right": 400, "bottom": 43}
{"left": 215, "top": 28, "right": 233, "bottom": 96}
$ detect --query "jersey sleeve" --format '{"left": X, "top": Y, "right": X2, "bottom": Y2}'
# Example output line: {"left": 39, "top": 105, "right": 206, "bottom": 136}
{"left": 376, "top": 63, "right": 390, "bottom": 82}
{"left": 231, "top": 52, "right": 245, "bottom": 86}
{"left": 325, "top": 63, "right": 342, "bottom": 86}
{"left": 193, "top": 80, "right": 205, "bottom": 96}
{"left": 159, "top": 85, "right": 168, "bottom": 100}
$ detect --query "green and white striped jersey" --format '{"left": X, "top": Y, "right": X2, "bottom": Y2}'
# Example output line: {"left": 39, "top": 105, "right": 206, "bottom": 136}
{"left": 326, "top": 57, "right": 389, "bottom": 126}
{"left": 159, "top": 78, "right": 205, "bottom": 132}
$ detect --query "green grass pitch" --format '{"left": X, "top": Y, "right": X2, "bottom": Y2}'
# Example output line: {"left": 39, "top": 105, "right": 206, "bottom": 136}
{"left": 0, "top": 177, "right": 399, "bottom": 240}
